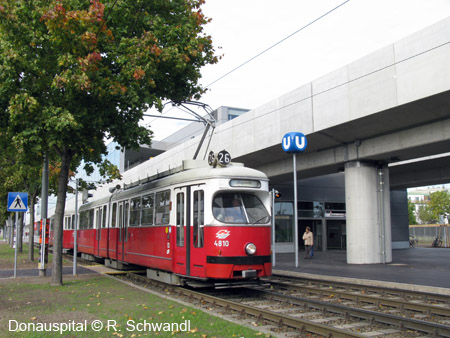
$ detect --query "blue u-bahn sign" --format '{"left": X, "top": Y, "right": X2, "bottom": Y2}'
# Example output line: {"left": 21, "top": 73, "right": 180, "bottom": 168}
{"left": 281, "top": 132, "right": 307, "bottom": 153}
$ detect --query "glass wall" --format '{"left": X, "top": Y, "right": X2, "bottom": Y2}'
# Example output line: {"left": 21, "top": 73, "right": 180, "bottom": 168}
{"left": 227, "top": 108, "right": 248, "bottom": 120}
{"left": 275, "top": 200, "right": 346, "bottom": 250}
{"left": 274, "top": 202, "right": 293, "bottom": 243}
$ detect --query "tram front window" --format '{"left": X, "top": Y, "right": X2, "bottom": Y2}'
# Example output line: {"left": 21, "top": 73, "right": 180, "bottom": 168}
{"left": 213, "top": 193, "right": 269, "bottom": 224}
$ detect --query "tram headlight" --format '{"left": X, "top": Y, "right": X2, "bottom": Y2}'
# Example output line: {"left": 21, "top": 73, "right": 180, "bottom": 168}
{"left": 245, "top": 243, "right": 257, "bottom": 256}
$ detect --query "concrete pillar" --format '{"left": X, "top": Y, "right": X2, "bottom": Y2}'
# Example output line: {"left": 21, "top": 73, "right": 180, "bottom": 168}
{"left": 345, "top": 161, "right": 392, "bottom": 264}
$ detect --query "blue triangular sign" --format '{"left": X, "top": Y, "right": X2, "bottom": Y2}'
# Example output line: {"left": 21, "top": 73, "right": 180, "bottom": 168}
{"left": 7, "top": 192, "right": 28, "bottom": 212}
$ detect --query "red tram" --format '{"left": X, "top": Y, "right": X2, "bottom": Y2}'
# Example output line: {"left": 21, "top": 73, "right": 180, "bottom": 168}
{"left": 64, "top": 159, "right": 272, "bottom": 286}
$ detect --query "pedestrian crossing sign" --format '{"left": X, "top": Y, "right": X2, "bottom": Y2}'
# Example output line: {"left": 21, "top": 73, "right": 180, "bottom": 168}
{"left": 7, "top": 192, "right": 28, "bottom": 212}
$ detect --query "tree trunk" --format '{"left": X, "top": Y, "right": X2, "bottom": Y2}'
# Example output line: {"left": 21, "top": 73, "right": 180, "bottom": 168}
{"left": 8, "top": 217, "right": 12, "bottom": 246}
{"left": 17, "top": 213, "right": 23, "bottom": 253}
{"left": 9, "top": 216, "right": 14, "bottom": 248}
{"left": 28, "top": 196, "right": 35, "bottom": 262}
{"left": 51, "top": 148, "right": 73, "bottom": 286}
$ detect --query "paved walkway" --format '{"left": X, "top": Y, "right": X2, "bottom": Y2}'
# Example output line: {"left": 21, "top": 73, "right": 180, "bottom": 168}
{"left": 273, "top": 247, "right": 450, "bottom": 294}
{"left": 0, "top": 266, "right": 93, "bottom": 279}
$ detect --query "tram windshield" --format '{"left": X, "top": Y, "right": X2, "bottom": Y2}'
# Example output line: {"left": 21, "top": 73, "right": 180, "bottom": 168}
{"left": 213, "top": 193, "right": 270, "bottom": 224}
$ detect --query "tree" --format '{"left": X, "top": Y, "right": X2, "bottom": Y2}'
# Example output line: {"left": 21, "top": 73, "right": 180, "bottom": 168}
{"left": 417, "top": 204, "right": 436, "bottom": 224}
{"left": 0, "top": 126, "right": 42, "bottom": 255}
{"left": 429, "top": 191, "right": 450, "bottom": 222}
{"left": 0, "top": 0, "right": 218, "bottom": 285}
{"left": 407, "top": 200, "right": 417, "bottom": 225}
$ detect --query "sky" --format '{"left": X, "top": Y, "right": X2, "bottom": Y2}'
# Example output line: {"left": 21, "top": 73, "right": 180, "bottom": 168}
{"left": 143, "top": 0, "right": 450, "bottom": 140}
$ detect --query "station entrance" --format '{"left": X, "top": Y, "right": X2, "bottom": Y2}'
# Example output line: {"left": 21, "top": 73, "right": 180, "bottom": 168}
{"left": 275, "top": 200, "right": 347, "bottom": 253}
{"left": 298, "top": 219, "right": 346, "bottom": 251}
{"left": 326, "top": 220, "right": 346, "bottom": 250}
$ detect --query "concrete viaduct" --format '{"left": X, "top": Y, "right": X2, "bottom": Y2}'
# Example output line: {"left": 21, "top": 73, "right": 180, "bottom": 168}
{"left": 121, "top": 17, "right": 450, "bottom": 264}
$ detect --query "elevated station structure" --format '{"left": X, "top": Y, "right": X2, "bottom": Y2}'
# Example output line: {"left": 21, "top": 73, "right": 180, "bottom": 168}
{"left": 76, "top": 16, "right": 450, "bottom": 265}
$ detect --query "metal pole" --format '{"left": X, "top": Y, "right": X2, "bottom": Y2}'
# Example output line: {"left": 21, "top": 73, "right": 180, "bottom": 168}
{"left": 378, "top": 168, "right": 386, "bottom": 264}
{"left": 293, "top": 153, "right": 299, "bottom": 268}
{"left": 39, "top": 154, "right": 49, "bottom": 276}
{"left": 14, "top": 212, "right": 18, "bottom": 278}
{"left": 193, "top": 123, "right": 212, "bottom": 160}
{"left": 73, "top": 178, "right": 79, "bottom": 275}
{"left": 271, "top": 189, "right": 276, "bottom": 267}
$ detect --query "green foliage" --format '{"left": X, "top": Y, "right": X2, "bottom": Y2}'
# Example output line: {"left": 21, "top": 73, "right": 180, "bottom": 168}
{"left": 428, "top": 190, "right": 450, "bottom": 221}
{"left": 417, "top": 204, "right": 437, "bottom": 224}
{"left": 407, "top": 200, "right": 417, "bottom": 225}
{"left": 1, "top": 0, "right": 217, "bottom": 167}
{"left": 0, "top": 0, "right": 217, "bottom": 284}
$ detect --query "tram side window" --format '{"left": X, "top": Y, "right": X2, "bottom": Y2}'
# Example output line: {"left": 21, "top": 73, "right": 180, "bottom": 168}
{"left": 124, "top": 201, "right": 129, "bottom": 228}
{"left": 193, "top": 190, "right": 204, "bottom": 248}
{"left": 79, "top": 211, "right": 86, "bottom": 229}
{"left": 72, "top": 215, "right": 75, "bottom": 230}
{"left": 176, "top": 192, "right": 185, "bottom": 247}
{"left": 111, "top": 203, "right": 117, "bottom": 228}
{"left": 79, "top": 212, "right": 83, "bottom": 229}
{"left": 155, "top": 190, "right": 170, "bottom": 225}
{"left": 78, "top": 213, "right": 82, "bottom": 229}
{"left": 118, "top": 203, "right": 123, "bottom": 228}
{"left": 89, "top": 209, "right": 94, "bottom": 229}
{"left": 68, "top": 216, "right": 72, "bottom": 231}
{"left": 95, "top": 209, "right": 100, "bottom": 229}
{"left": 142, "top": 194, "right": 154, "bottom": 225}
{"left": 102, "top": 206, "right": 108, "bottom": 228}
{"left": 130, "top": 197, "right": 141, "bottom": 226}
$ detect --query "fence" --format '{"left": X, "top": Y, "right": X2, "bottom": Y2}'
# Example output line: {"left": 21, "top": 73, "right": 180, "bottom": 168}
{"left": 409, "top": 224, "right": 449, "bottom": 247}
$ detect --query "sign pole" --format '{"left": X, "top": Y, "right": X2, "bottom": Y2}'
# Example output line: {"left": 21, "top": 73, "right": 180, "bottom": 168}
{"left": 281, "top": 132, "right": 307, "bottom": 269}
{"left": 271, "top": 189, "right": 276, "bottom": 267}
{"left": 7, "top": 192, "right": 28, "bottom": 278}
{"left": 39, "top": 155, "right": 49, "bottom": 277}
{"left": 14, "top": 212, "right": 18, "bottom": 278}
{"left": 73, "top": 178, "right": 79, "bottom": 275}
{"left": 293, "top": 153, "right": 299, "bottom": 268}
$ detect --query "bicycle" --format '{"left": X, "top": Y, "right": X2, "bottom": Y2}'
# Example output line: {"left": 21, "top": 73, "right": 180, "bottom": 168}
{"left": 409, "top": 236, "right": 418, "bottom": 248}
{"left": 432, "top": 237, "right": 443, "bottom": 247}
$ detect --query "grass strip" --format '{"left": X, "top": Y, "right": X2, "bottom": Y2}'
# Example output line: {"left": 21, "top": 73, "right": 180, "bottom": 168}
{"left": 0, "top": 243, "right": 272, "bottom": 337}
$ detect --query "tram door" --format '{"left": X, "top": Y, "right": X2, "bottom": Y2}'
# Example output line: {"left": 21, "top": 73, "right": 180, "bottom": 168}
{"left": 174, "top": 188, "right": 187, "bottom": 275}
{"left": 117, "top": 201, "right": 129, "bottom": 262}
{"left": 189, "top": 188, "right": 206, "bottom": 277}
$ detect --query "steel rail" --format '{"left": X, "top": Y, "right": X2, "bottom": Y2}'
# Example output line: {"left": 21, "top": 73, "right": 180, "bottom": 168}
{"left": 254, "top": 289, "right": 450, "bottom": 337}
{"left": 270, "top": 274, "right": 450, "bottom": 303}
{"left": 173, "top": 287, "right": 367, "bottom": 338}
{"left": 270, "top": 279, "right": 450, "bottom": 317}
{"left": 119, "top": 273, "right": 450, "bottom": 337}
{"left": 123, "top": 273, "right": 366, "bottom": 337}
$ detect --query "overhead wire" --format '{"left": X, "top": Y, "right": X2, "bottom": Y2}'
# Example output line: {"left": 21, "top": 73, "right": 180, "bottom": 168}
{"left": 147, "top": 1, "right": 351, "bottom": 125}
{"left": 204, "top": 0, "right": 351, "bottom": 89}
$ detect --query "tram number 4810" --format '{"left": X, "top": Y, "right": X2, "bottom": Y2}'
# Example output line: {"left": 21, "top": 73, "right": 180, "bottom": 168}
{"left": 214, "top": 240, "right": 230, "bottom": 247}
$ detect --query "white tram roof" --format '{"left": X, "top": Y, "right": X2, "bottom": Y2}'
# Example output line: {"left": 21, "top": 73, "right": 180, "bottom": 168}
{"left": 79, "top": 160, "right": 268, "bottom": 210}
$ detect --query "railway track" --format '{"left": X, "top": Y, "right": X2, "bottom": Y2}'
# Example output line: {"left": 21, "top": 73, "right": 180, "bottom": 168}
{"left": 111, "top": 272, "right": 450, "bottom": 337}
{"left": 267, "top": 274, "right": 450, "bottom": 320}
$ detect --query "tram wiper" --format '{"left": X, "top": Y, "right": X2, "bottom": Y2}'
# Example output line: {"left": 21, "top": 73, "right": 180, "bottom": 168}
{"left": 251, "top": 216, "right": 270, "bottom": 225}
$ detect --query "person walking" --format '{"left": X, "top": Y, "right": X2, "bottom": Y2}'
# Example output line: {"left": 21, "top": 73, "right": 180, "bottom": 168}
{"left": 303, "top": 226, "right": 314, "bottom": 259}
